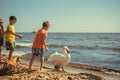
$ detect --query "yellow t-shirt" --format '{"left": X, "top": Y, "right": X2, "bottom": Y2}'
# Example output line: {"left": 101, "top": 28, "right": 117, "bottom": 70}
{"left": 5, "top": 25, "right": 15, "bottom": 43}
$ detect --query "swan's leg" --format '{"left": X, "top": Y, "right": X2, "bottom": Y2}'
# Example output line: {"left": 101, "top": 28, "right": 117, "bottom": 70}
{"left": 55, "top": 65, "right": 60, "bottom": 70}
{"left": 54, "top": 65, "right": 58, "bottom": 70}
{"left": 54, "top": 65, "right": 57, "bottom": 70}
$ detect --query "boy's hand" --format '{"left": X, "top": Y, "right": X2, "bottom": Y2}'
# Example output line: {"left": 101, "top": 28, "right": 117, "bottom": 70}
{"left": 45, "top": 46, "right": 48, "bottom": 51}
{"left": 45, "top": 44, "right": 49, "bottom": 51}
{"left": 18, "top": 35, "right": 23, "bottom": 39}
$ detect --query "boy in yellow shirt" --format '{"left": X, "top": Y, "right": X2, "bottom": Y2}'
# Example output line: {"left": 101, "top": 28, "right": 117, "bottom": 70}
{"left": 6, "top": 16, "right": 23, "bottom": 60}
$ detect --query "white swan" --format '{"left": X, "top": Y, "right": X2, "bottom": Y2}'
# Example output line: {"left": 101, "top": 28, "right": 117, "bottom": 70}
{"left": 48, "top": 46, "right": 71, "bottom": 71}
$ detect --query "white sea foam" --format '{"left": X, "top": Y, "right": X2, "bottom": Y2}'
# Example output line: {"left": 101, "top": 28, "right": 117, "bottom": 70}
{"left": 2, "top": 50, "right": 27, "bottom": 56}
{"left": 16, "top": 42, "right": 32, "bottom": 47}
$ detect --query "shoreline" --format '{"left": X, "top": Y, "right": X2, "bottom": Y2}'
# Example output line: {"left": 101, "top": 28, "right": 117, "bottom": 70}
{"left": 21, "top": 53, "right": 120, "bottom": 72}
{"left": 67, "top": 63, "right": 120, "bottom": 75}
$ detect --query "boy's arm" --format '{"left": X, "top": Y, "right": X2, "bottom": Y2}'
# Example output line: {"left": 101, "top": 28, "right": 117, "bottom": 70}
{"left": 2, "top": 31, "right": 6, "bottom": 35}
{"left": 7, "top": 29, "right": 23, "bottom": 39}
{"left": 0, "top": 26, "right": 6, "bottom": 36}
{"left": 43, "top": 40, "right": 48, "bottom": 51}
{"left": 11, "top": 31, "right": 22, "bottom": 39}
{"left": 42, "top": 31, "right": 49, "bottom": 51}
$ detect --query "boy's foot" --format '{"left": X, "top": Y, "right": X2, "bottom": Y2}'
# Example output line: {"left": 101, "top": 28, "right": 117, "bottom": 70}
{"left": 27, "top": 69, "right": 36, "bottom": 73}
{"left": 40, "top": 67, "right": 43, "bottom": 71}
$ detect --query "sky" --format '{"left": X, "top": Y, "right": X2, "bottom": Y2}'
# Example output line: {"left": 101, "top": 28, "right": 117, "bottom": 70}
{"left": 0, "top": 0, "right": 120, "bottom": 33}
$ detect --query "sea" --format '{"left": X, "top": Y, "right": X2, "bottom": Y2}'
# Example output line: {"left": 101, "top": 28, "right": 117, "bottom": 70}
{"left": 1, "top": 32, "right": 120, "bottom": 71}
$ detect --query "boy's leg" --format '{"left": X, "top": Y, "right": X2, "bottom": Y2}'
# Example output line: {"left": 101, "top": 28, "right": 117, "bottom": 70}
{"left": 6, "top": 42, "right": 15, "bottom": 60}
{"left": 8, "top": 49, "right": 13, "bottom": 60}
{"left": 0, "top": 37, "right": 3, "bottom": 62}
{"left": 40, "top": 56, "right": 44, "bottom": 71}
{"left": 0, "top": 46, "right": 1, "bottom": 62}
{"left": 28, "top": 56, "right": 36, "bottom": 70}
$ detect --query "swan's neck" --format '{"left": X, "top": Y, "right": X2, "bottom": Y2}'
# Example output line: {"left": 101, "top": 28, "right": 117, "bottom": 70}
{"left": 64, "top": 50, "right": 71, "bottom": 63}
{"left": 63, "top": 48, "right": 71, "bottom": 63}
{"left": 63, "top": 49, "right": 70, "bottom": 58}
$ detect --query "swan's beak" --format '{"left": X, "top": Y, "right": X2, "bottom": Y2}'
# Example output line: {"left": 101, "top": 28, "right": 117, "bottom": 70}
{"left": 63, "top": 46, "right": 70, "bottom": 54}
{"left": 66, "top": 49, "right": 70, "bottom": 54}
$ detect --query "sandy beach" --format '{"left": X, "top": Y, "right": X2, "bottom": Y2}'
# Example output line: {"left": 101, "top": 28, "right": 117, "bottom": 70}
{"left": 0, "top": 54, "right": 120, "bottom": 80}
{"left": 0, "top": 63, "right": 105, "bottom": 80}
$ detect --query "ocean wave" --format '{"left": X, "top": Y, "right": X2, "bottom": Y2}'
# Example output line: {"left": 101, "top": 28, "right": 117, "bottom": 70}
{"left": 98, "top": 36, "right": 112, "bottom": 40}
{"left": 15, "top": 43, "right": 120, "bottom": 51}
{"left": 2, "top": 50, "right": 27, "bottom": 56}
{"left": 15, "top": 43, "right": 32, "bottom": 48}
{"left": 50, "top": 44, "right": 120, "bottom": 51}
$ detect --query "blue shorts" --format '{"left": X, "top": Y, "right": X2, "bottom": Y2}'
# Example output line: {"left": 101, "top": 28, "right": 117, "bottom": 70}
{"left": 32, "top": 48, "right": 44, "bottom": 57}
{"left": 0, "top": 37, "right": 4, "bottom": 46}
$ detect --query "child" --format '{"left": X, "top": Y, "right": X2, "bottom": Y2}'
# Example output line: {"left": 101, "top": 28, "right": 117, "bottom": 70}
{"left": 5, "top": 16, "right": 23, "bottom": 60}
{"left": 28, "top": 21, "right": 50, "bottom": 71}
{"left": 0, "top": 19, "right": 5, "bottom": 62}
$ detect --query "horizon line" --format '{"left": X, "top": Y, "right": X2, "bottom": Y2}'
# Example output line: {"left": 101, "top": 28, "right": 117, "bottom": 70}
{"left": 17, "top": 31, "right": 120, "bottom": 33}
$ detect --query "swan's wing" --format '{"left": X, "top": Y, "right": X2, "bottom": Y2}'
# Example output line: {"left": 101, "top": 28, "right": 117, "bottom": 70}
{"left": 48, "top": 52, "right": 66, "bottom": 62}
